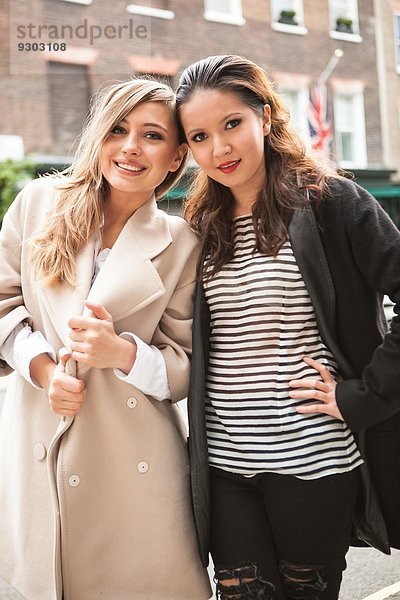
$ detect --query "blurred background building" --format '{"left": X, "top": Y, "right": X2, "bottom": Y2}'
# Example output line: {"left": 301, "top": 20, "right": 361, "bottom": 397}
{"left": 1, "top": 0, "right": 400, "bottom": 220}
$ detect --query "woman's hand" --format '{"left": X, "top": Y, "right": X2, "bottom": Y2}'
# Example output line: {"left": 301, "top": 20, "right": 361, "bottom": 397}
{"left": 48, "top": 348, "right": 87, "bottom": 416}
{"left": 289, "top": 356, "right": 344, "bottom": 421}
{"left": 68, "top": 301, "right": 137, "bottom": 373}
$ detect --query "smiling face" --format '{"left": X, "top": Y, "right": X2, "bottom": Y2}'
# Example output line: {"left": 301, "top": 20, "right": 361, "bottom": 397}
{"left": 179, "top": 88, "right": 271, "bottom": 211}
{"left": 100, "top": 101, "right": 185, "bottom": 207}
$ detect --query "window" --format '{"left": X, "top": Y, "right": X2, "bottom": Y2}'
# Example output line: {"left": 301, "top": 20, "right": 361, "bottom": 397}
{"left": 329, "top": 0, "right": 360, "bottom": 39}
{"left": 0, "top": 136, "right": 24, "bottom": 161}
{"left": 271, "top": 0, "right": 307, "bottom": 34}
{"left": 128, "top": 55, "right": 180, "bottom": 83}
{"left": 204, "top": 0, "right": 245, "bottom": 25}
{"left": 126, "top": 2, "right": 174, "bottom": 20}
{"left": 394, "top": 13, "right": 400, "bottom": 73}
{"left": 48, "top": 62, "right": 90, "bottom": 155}
{"left": 333, "top": 89, "right": 367, "bottom": 167}
{"left": 59, "top": 0, "right": 93, "bottom": 4}
{"left": 280, "top": 88, "right": 310, "bottom": 144}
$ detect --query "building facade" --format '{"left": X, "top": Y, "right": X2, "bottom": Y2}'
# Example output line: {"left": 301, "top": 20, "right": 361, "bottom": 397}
{"left": 374, "top": 0, "right": 400, "bottom": 181}
{"left": 1, "top": 0, "right": 400, "bottom": 189}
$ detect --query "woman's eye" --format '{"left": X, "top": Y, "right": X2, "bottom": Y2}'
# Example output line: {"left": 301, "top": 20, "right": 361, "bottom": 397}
{"left": 226, "top": 119, "right": 241, "bottom": 130}
{"left": 191, "top": 132, "right": 207, "bottom": 143}
{"left": 110, "top": 125, "right": 125, "bottom": 135}
{"left": 145, "top": 132, "right": 163, "bottom": 140}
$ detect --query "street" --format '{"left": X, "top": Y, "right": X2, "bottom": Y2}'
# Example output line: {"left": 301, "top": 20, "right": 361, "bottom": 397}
{"left": 1, "top": 547, "right": 400, "bottom": 599}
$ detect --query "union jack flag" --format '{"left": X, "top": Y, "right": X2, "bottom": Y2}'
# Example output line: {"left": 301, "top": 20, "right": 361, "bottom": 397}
{"left": 308, "top": 83, "right": 332, "bottom": 155}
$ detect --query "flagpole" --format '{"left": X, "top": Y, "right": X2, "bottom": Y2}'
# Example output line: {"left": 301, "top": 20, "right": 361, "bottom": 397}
{"left": 318, "top": 48, "right": 344, "bottom": 85}
{"left": 308, "top": 50, "right": 343, "bottom": 155}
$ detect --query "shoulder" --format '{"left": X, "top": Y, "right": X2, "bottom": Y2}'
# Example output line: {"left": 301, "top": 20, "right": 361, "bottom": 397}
{"left": 18, "top": 176, "right": 58, "bottom": 198}
{"left": 323, "top": 175, "right": 372, "bottom": 203}
{"left": 319, "top": 176, "right": 382, "bottom": 218}
{"left": 5, "top": 177, "right": 59, "bottom": 236}
{"left": 318, "top": 176, "right": 400, "bottom": 239}
{"left": 160, "top": 213, "right": 200, "bottom": 285}
{"left": 162, "top": 213, "right": 199, "bottom": 250}
{"left": 9, "top": 176, "right": 58, "bottom": 215}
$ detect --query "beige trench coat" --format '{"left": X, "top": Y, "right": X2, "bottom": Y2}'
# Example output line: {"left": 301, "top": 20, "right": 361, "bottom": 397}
{"left": 0, "top": 178, "right": 211, "bottom": 600}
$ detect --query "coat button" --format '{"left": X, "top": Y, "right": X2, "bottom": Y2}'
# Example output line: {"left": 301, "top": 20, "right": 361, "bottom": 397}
{"left": 33, "top": 443, "right": 46, "bottom": 461}
{"left": 127, "top": 397, "right": 138, "bottom": 409}
{"left": 137, "top": 461, "right": 149, "bottom": 474}
{"left": 69, "top": 475, "right": 81, "bottom": 487}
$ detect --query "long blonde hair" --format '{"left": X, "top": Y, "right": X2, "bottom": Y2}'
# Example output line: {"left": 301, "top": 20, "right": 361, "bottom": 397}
{"left": 33, "top": 78, "right": 188, "bottom": 287}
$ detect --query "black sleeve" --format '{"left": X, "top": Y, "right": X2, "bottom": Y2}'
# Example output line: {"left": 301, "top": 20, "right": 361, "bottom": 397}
{"left": 335, "top": 181, "right": 400, "bottom": 430}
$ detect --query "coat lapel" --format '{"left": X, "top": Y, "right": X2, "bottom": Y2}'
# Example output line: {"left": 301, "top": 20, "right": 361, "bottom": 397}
{"left": 39, "top": 239, "right": 95, "bottom": 347}
{"left": 39, "top": 197, "right": 171, "bottom": 347}
{"left": 289, "top": 205, "right": 356, "bottom": 379}
{"left": 85, "top": 197, "right": 170, "bottom": 321}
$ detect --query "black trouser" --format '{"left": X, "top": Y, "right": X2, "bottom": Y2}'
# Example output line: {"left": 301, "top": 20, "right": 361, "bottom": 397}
{"left": 210, "top": 467, "right": 359, "bottom": 600}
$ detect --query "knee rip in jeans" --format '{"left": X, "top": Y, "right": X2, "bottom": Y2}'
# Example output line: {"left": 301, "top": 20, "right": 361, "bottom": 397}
{"left": 214, "top": 563, "right": 275, "bottom": 600}
{"left": 279, "top": 560, "right": 328, "bottom": 599}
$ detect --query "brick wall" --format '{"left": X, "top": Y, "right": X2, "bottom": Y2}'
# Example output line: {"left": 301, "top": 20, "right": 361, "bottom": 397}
{"left": 0, "top": 0, "right": 388, "bottom": 169}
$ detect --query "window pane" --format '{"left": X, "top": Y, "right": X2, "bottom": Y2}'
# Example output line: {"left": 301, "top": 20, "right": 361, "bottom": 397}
{"left": 340, "top": 131, "right": 354, "bottom": 162}
{"left": 129, "top": 0, "right": 168, "bottom": 7}
{"left": 395, "top": 15, "right": 400, "bottom": 37}
{"left": 206, "top": 0, "right": 232, "bottom": 13}
{"left": 331, "top": 0, "right": 351, "bottom": 20}
{"left": 336, "top": 94, "right": 354, "bottom": 127}
{"left": 282, "top": 90, "right": 300, "bottom": 124}
{"left": 48, "top": 62, "right": 90, "bottom": 154}
{"left": 395, "top": 15, "right": 400, "bottom": 65}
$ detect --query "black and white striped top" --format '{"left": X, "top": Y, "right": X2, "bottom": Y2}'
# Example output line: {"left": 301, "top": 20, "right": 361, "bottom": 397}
{"left": 204, "top": 215, "right": 362, "bottom": 480}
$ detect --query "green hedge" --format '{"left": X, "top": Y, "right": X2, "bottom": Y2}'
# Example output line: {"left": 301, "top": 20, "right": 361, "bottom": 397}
{"left": 0, "top": 160, "right": 36, "bottom": 221}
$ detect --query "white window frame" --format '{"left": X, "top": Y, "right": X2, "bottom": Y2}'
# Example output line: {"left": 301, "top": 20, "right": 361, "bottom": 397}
{"left": 58, "top": 0, "right": 93, "bottom": 4}
{"left": 0, "top": 135, "right": 25, "bottom": 161}
{"left": 329, "top": 0, "right": 362, "bottom": 43}
{"left": 271, "top": 0, "right": 307, "bottom": 35}
{"left": 204, "top": 0, "right": 245, "bottom": 26}
{"left": 394, "top": 12, "right": 400, "bottom": 74}
{"left": 126, "top": 3, "right": 174, "bottom": 20}
{"left": 333, "top": 87, "right": 367, "bottom": 168}
{"left": 280, "top": 86, "right": 311, "bottom": 146}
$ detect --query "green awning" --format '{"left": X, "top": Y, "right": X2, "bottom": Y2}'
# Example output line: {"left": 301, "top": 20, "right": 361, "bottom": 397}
{"left": 164, "top": 186, "right": 186, "bottom": 200}
{"left": 365, "top": 186, "right": 400, "bottom": 199}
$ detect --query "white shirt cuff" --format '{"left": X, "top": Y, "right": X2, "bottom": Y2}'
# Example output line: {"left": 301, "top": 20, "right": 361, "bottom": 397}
{"left": 0, "top": 323, "right": 56, "bottom": 389}
{"left": 113, "top": 332, "right": 171, "bottom": 401}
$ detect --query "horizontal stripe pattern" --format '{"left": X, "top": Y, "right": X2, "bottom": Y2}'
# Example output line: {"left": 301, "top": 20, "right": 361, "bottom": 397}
{"left": 204, "top": 215, "right": 362, "bottom": 480}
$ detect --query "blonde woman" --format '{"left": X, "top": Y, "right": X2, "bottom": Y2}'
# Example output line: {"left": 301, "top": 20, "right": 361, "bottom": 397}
{"left": 0, "top": 79, "right": 212, "bottom": 600}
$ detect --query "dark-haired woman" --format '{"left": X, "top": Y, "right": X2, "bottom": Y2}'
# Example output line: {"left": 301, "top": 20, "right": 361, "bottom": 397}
{"left": 176, "top": 54, "right": 400, "bottom": 600}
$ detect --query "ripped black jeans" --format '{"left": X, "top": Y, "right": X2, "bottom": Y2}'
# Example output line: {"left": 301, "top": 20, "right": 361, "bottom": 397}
{"left": 210, "top": 467, "right": 359, "bottom": 600}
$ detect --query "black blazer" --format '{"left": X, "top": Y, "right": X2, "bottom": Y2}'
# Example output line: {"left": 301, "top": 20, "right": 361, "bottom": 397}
{"left": 187, "top": 178, "right": 400, "bottom": 567}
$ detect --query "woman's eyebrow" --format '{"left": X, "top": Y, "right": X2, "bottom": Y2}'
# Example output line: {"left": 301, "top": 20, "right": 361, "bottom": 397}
{"left": 143, "top": 122, "right": 169, "bottom": 132}
{"left": 186, "top": 112, "right": 243, "bottom": 135}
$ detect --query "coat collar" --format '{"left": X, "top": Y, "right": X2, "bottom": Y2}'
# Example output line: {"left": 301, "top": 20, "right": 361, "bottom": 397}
{"left": 39, "top": 197, "right": 171, "bottom": 347}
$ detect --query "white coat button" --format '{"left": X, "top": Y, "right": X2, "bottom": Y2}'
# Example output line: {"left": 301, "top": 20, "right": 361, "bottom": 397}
{"left": 69, "top": 475, "right": 81, "bottom": 487}
{"left": 127, "top": 397, "right": 138, "bottom": 409}
{"left": 33, "top": 443, "right": 46, "bottom": 461}
{"left": 137, "top": 461, "right": 149, "bottom": 474}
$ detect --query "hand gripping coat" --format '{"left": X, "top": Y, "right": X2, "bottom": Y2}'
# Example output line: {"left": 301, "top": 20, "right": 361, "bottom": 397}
{"left": 0, "top": 178, "right": 212, "bottom": 600}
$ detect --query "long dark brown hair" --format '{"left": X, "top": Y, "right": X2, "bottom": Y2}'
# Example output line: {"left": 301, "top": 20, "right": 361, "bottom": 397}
{"left": 176, "top": 54, "right": 336, "bottom": 279}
